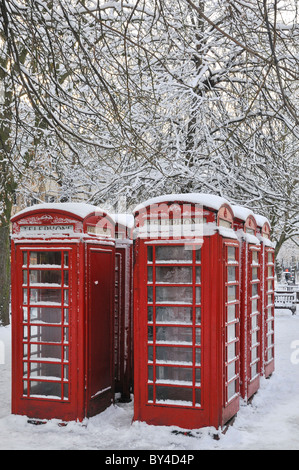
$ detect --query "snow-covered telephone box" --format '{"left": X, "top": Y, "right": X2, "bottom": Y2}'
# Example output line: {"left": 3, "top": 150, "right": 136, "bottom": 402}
{"left": 10, "top": 203, "right": 116, "bottom": 422}
{"left": 132, "top": 193, "right": 240, "bottom": 430}
{"left": 255, "top": 214, "right": 275, "bottom": 379}
{"left": 232, "top": 206, "right": 262, "bottom": 401}
{"left": 112, "top": 214, "right": 134, "bottom": 402}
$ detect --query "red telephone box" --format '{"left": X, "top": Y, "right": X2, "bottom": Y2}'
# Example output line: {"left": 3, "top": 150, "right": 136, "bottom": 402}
{"left": 11, "top": 203, "right": 116, "bottom": 422}
{"left": 255, "top": 214, "right": 275, "bottom": 378}
{"left": 112, "top": 214, "right": 134, "bottom": 402}
{"left": 232, "top": 206, "right": 262, "bottom": 401}
{"left": 132, "top": 193, "right": 240, "bottom": 430}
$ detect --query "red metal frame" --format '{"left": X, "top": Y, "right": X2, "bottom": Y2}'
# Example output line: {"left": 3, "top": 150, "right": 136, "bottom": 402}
{"left": 113, "top": 215, "right": 134, "bottom": 402}
{"left": 233, "top": 210, "right": 262, "bottom": 401}
{"left": 11, "top": 204, "right": 116, "bottom": 422}
{"left": 133, "top": 197, "right": 240, "bottom": 429}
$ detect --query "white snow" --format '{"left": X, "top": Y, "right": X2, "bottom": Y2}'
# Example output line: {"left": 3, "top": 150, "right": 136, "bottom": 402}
{"left": 231, "top": 204, "right": 255, "bottom": 222}
{"left": 12, "top": 203, "right": 108, "bottom": 221}
{"left": 1, "top": 309, "right": 299, "bottom": 450}
{"left": 133, "top": 193, "right": 232, "bottom": 214}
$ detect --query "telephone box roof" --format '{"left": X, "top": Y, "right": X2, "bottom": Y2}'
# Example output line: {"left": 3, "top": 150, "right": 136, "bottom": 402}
{"left": 133, "top": 193, "right": 232, "bottom": 214}
{"left": 11, "top": 202, "right": 111, "bottom": 222}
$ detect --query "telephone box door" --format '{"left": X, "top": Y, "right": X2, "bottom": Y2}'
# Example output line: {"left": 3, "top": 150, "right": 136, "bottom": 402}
{"left": 86, "top": 247, "right": 114, "bottom": 417}
{"left": 12, "top": 245, "right": 81, "bottom": 421}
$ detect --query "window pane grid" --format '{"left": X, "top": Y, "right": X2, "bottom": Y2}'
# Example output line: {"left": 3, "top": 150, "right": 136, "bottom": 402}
{"left": 265, "top": 249, "right": 275, "bottom": 362}
{"left": 147, "top": 245, "right": 202, "bottom": 408}
{"left": 225, "top": 244, "right": 240, "bottom": 404}
{"left": 21, "top": 249, "right": 70, "bottom": 401}
{"left": 249, "top": 249, "right": 261, "bottom": 380}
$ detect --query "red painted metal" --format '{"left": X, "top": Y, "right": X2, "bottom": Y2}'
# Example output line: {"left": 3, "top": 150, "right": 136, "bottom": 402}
{"left": 233, "top": 207, "right": 262, "bottom": 401}
{"left": 132, "top": 195, "right": 240, "bottom": 429}
{"left": 11, "top": 203, "right": 116, "bottom": 422}
{"left": 113, "top": 214, "right": 134, "bottom": 402}
{"left": 255, "top": 217, "right": 275, "bottom": 378}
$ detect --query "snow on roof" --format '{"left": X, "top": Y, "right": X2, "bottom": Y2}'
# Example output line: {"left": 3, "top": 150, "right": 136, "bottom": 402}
{"left": 111, "top": 213, "right": 134, "bottom": 228}
{"left": 254, "top": 213, "right": 271, "bottom": 229}
{"left": 12, "top": 202, "right": 109, "bottom": 221}
{"left": 231, "top": 204, "right": 255, "bottom": 222}
{"left": 133, "top": 193, "right": 231, "bottom": 214}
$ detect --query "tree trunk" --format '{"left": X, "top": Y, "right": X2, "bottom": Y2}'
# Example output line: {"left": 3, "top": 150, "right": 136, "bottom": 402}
{"left": 0, "top": 219, "right": 11, "bottom": 326}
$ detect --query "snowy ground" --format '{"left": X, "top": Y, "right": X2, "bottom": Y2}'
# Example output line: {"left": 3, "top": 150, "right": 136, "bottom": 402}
{"left": 0, "top": 308, "right": 299, "bottom": 450}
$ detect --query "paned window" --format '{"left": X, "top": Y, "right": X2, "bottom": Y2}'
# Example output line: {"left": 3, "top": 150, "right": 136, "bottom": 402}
{"left": 147, "top": 245, "right": 202, "bottom": 407}
{"left": 225, "top": 244, "right": 240, "bottom": 403}
{"left": 22, "top": 249, "right": 70, "bottom": 400}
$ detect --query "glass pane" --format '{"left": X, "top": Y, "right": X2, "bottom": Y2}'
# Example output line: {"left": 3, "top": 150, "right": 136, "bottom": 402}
{"left": 251, "top": 347, "right": 257, "bottom": 361}
{"left": 195, "top": 369, "right": 201, "bottom": 385}
{"left": 30, "top": 362, "right": 62, "bottom": 379}
{"left": 196, "top": 328, "right": 201, "bottom": 345}
{"left": 267, "top": 348, "right": 274, "bottom": 360}
{"left": 196, "top": 287, "right": 201, "bottom": 304}
{"left": 252, "top": 298, "right": 258, "bottom": 313}
{"left": 227, "top": 247, "right": 236, "bottom": 261}
{"left": 148, "top": 365, "right": 153, "bottom": 382}
{"left": 227, "top": 361, "right": 236, "bottom": 381}
{"left": 156, "top": 346, "right": 193, "bottom": 364}
{"left": 268, "top": 252, "right": 273, "bottom": 263}
{"left": 227, "top": 380, "right": 236, "bottom": 400}
{"left": 252, "top": 283, "right": 258, "bottom": 297}
{"left": 155, "top": 246, "right": 192, "bottom": 263}
{"left": 30, "top": 289, "right": 62, "bottom": 304}
{"left": 23, "top": 289, "right": 28, "bottom": 304}
{"left": 23, "top": 307, "right": 28, "bottom": 322}
{"left": 251, "top": 314, "right": 258, "bottom": 329}
{"left": 227, "top": 304, "right": 236, "bottom": 322}
{"left": 23, "top": 271, "right": 27, "bottom": 285}
{"left": 147, "top": 286, "right": 153, "bottom": 303}
{"left": 29, "top": 252, "right": 62, "bottom": 266}
{"left": 156, "top": 266, "right": 192, "bottom": 284}
{"left": 156, "top": 386, "right": 193, "bottom": 404}
{"left": 195, "top": 249, "right": 201, "bottom": 263}
{"left": 227, "top": 285, "right": 236, "bottom": 302}
{"left": 156, "top": 286, "right": 193, "bottom": 303}
{"left": 147, "top": 246, "right": 153, "bottom": 262}
{"left": 195, "top": 388, "right": 201, "bottom": 406}
{"left": 64, "top": 252, "right": 69, "bottom": 267}
{"left": 156, "top": 326, "right": 192, "bottom": 344}
{"left": 63, "top": 271, "right": 69, "bottom": 287}
{"left": 196, "top": 308, "right": 201, "bottom": 325}
{"left": 23, "top": 252, "right": 28, "bottom": 266}
{"left": 30, "top": 343, "right": 62, "bottom": 360}
{"left": 148, "top": 326, "right": 153, "bottom": 342}
{"left": 29, "top": 270, "right": 62, "bottom": 286}
{"left": 196, "top": 267, "right": 201, "bottom": 283}
{"left": 251, "top": 363, "right": 258, "bottom": 378}
{"left": 195, "top": 348, "right": 201, "bottom": 365}
{"left": 30, "top": 325, "right": 61, "bottom": 343}
{"left": 30, "top": 307, "right": 62, "bottom": 324}
{"left": 148, "top": 306, "right": 153, "bottom": 322}
{"left": 227, "top": 266, "right": 236, "bottom": 282}
{"left": 251, "top": 268, "right": 258, "bottom": 281}
{"left": 29, "top": 381, "right": 61, "bottom": 399}
{"left": 148, "top": 346, "right": 153, "bottom": 362}
{"left": 252, "top": 251, "right": 258, "bottom": 264}
{"left": 227, "top": 342, "right": 236, "bottom": 361}
{"left": 156, "top": 306, "right": 192, "bottom": 324}
{"left": 251, "top": 331, "right": 258, "bottom": 346}
{"left": 227, "top": 323, "right": 236, "bottom": 342}
{"left": 148, "top": 385, "right": 153, "bottom": 402}
{"left": 147, "top": 267, "right": 153, "bottom": 283}
{"left": 156, "top": 366, "right": 193, "bottom": 384}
